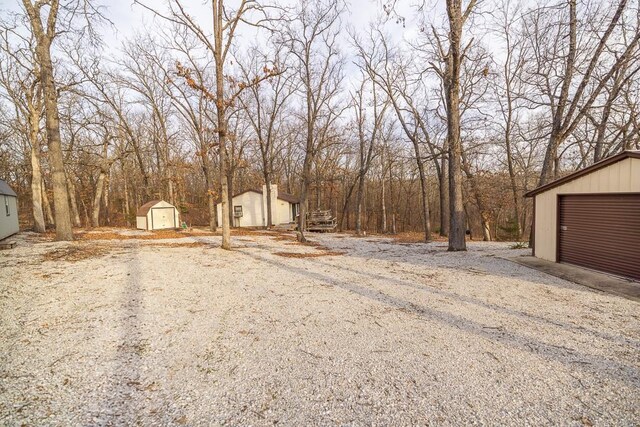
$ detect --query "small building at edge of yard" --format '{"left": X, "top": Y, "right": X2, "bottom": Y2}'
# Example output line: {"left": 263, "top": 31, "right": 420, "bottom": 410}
{"left": 217, "top": 184, "right": 300, "bottom": 228}
{"left": 525, "top": 150, "right": 640, "bottom": 281}
{"left": 0, "top": 179, "right": 19, "bottom": 241}
{"left": 136, "top": 200, "right": 180, "bottom": 231}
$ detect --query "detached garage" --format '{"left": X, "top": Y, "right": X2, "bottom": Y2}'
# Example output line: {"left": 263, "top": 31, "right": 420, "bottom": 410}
{"left": 136, "top": 200, "right": 180, "bottom": 231}
{"left": 526, "top": 151, "right": 640, "bottom": 281}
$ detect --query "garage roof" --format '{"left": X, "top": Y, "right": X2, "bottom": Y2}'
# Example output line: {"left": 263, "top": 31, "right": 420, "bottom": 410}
{"left": 525, "top": 150, "right": 640, "bottom": 197}
{"left": 136, "top": 200, "right": 161, "bottom": 216}
{"left": 0, "top": 179, "right": 17, "bottom": 197}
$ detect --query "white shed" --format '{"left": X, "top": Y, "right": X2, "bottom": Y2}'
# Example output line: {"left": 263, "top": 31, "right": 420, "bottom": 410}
{"left": 136, "top": 200, "right": 180, "bottom": 231}
{"left": 216, "top": 184, "right": 299, "bottom": 228}
{"left": 0, "top": 180, "right": 19, "bottom": 240}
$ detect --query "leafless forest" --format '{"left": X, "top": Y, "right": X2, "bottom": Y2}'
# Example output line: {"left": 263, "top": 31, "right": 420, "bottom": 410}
{"left": 1, "top": 0, "right": 639, "bottom": 248}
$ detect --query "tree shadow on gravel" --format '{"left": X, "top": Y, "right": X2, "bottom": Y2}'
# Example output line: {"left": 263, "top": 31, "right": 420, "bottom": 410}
{"left": 236, "top": 248, "right": 640, "bottom": 388}
{"left": 98, "top": 243, "right": 144, "bottom": 424}
{"left": 101, "top": 244, "right": 185, "bottom": 425}
{"left": 314, "top": 237, "right": 640, "bottom": 346}
{"left": 325, "top": 237, "right": 612, "bottom": 296}
{"left": 307, "top": 257, "right": 640, "bottom": 350}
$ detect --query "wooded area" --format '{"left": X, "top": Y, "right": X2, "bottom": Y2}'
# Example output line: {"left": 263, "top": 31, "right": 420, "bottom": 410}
{"left": 1, "top": 0, "right": 638, "bottom": 249}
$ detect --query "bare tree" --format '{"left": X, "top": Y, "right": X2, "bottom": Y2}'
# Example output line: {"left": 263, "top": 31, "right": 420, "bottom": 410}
{"left": 0, "top": 19, "right": 46, "bottom": 232}
{"left": 351, "top": 73, "right": 388, "bottom": 236}
{"left": 238, "top": 44, "right": 296, "bottom": 228}
{"left": 354, "top": 29, "right": 437, "bottom": 241}
{"left": 440, "top": 0, "right": 477, "bottom": 251}
{"left": 137, "top": 0, "right": 280, "bottom": 249}
{"left": 21, "top": 0, "right": 75, "bottom": 240}
{"left": 523, "top": 0, "right": 640, "bottom": 185}
{"left": 284, "top": 0, "right": 345, "bottom": 242}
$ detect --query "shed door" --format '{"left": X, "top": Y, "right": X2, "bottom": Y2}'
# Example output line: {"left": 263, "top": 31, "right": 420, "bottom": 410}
{"left": 558, "top": 194, "right": 640, "bottom": 281}
{"left": 151, "top": 207, "right": 175, "bottom": 230}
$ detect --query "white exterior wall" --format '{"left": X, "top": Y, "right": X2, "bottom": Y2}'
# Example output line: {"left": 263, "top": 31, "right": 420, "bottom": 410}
{"left": 216, "top": 188, "right": 297, "bottom": 228}
{"left": 275, "top": 199, "right": 292, "bottom": 223}
{"left": 0, "top": 195, "right": 19, "bottom": 240}
{"left": 534, "top": 157, "right": 640, "bottom": 261}
{"left": 136, "top": 216, "right": 147, "bottom": 230}
{"left": 217, "top": 191, "right": 265, "bottom": 227}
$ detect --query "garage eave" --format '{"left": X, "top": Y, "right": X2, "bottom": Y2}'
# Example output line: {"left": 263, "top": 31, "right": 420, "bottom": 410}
{"left": 524, "top": 150, "right": 640, "bottom": 198}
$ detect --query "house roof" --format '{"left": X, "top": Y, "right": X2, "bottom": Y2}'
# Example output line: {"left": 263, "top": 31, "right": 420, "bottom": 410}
{"left": 0, "top": 180, "right": 17, "bottom": 197}
{"left": 277, "top": 191, "right": 300, "bottom": 204}
{"left": 524, "top": 150, "right": 640, "bottom": 197}
{"left": 136, "top": 200, "right": 162, "bottom": 216}
{"left": 219, "top": 188, "right": 300, "bottom": 204}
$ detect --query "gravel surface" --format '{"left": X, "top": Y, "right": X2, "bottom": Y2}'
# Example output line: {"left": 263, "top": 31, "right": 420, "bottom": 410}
{"left": 1, "top": 231, "right": 639, "bottom": 426}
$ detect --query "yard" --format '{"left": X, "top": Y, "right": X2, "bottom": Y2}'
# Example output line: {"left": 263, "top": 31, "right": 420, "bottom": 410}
{"left": 1, "top": 230, "right": 639, "bottom": 425}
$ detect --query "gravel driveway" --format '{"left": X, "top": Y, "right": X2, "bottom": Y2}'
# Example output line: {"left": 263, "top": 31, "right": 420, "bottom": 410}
{"left": 1, "top": 231, "right": 639, "bottom": 426}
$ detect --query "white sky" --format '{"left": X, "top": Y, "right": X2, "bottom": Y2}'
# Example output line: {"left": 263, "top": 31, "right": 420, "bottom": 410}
{"left": 94, "top": 0, "right": 418, "bottom": 45}
{"left": 0, "top": 0, "right": 424, "bottom": 86}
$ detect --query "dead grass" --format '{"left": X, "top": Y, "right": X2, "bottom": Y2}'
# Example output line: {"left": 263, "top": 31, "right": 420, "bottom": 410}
{"left": 274, "top": 251, "right": 345, "bottom": 258}
{"left": 272, "top": 234, "right": 297, "bottom": 242}
{"left": 374, "top": 232, "right": 448, "bottom": 244}
{"left": 42, "top": 245, "right": 112, "bottom": 262}
{"left": 144, "top": 242, "right": 211, "bottom": 248}
{"left": 230, "top": 228, "right": 270, "bottom": 236}
{"left": 74, "top": 229, "right": 218, "bottom": 241}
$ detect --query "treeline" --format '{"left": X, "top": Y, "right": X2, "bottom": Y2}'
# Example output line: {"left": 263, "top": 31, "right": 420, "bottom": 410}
{"left": 0, "top": 0, "right": 638, "bottom": 248}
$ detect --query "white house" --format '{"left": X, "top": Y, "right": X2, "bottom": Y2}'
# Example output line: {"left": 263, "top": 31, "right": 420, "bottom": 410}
{"left": 136, "top": 200, "right": 180, "bottom": 231}
{"left": 0, "top": 179, "right": 19, "bottom": 240}
{"left": 217, "top": 184, "right": 300, "bottom": 228}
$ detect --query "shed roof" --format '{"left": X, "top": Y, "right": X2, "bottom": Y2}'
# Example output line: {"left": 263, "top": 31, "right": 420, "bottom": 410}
{"left": 0, "top": 180, "right": 17, "bottom": 197}
{"left": 525, "top": 150, "right": 640, "bottom": 197}
{"left": 136, "top": 200, "right": 162, "bottom": 216}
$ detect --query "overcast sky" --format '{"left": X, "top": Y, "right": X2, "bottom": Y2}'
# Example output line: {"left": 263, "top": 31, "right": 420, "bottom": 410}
{"left": 91, "top": 0, "right": 418, "bottom": 47}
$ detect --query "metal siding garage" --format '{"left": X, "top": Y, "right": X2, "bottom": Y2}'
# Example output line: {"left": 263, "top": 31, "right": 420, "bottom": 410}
{"left": 558, "top": 194, "right": 640, "bottom": 281}
{"left": 526, "top": 151, "right": 640, "bottom": 282}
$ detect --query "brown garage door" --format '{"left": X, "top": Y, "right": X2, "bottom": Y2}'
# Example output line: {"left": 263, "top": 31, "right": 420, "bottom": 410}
{"left": 558, "top": 194, "right": 640, "bottom": 281}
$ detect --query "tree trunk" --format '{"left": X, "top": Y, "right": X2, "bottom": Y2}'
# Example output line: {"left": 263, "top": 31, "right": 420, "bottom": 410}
{"left": 202, "top": 160, "right": 217, "bottom": 231}
{"left": 66, "top": 172, "right": 82, "bottom": 227}
{"left": 24, "top": 0, "right": 74, "bottom": 240}
{"left": 355, "top": 173, "right": 365, "bottom": 236}
{"left": 381, "top": 173, "right": 387, "bottom": 234}
{"left": 28, "top": 109, "right": 46, "bottom": 232}
{"left": 92, "top": 170, "right": 106, "bottom": 227}
{"left": 461, "top": 151, "right": 491, "bottom": 241}
{"left": 444, "top": 0, "right": 468, "bottom": 251}
{"left": 265, "top": 171, "right": 272, "bottom": 228}
{"left": 297, "top": 159, "right": 312, "bottom": 243}
{"left": 103, "top": 172, "right": 111, "bottom": 225}
{"left": 439, "top": 151, "right": 449, "bottom": 237}
{"left": 214, "top": 0, "right": 230, "bottom": 249}
{"left": 226, "top": 170, "right": 234, "bottom": 228}
{"left": 416, "top": 158, "right": 432, "bottom": 242}
{"left": 208, "top": 193, "right": 217, "bottom": 231}
{"left": 42, "top": 178, "right": 54, "bottom": 225}
{"left": 124, "top": 174, "right": 131, "bottom": 226}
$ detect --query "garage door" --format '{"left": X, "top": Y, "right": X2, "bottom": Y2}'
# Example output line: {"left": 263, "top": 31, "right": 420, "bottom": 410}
{"left": 151, "top": 207, "right": 176, "bottom": 230}
{"left": 558, "top": 194, "right": 640, "bottom": 281}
